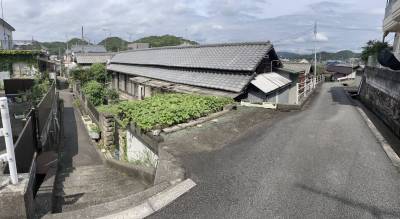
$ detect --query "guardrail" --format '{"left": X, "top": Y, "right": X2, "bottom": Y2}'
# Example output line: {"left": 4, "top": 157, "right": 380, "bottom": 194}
{"left": 296, "top": 75, "right": 324, "bottom": 105}
{"left": 0, "top": 81, "right": 62, "bottom": 184}
{"left": 0, "top": 97, "right": 19, "bottom": 184}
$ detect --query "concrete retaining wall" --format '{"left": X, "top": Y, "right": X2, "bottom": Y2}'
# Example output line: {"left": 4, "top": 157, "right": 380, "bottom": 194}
{"left": 359, "top": 67, "right": 400, "bottom": 137}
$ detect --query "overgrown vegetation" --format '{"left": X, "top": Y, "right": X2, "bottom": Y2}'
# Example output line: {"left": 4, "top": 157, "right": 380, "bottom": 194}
{"left": 83, "top": 81, "right": 106, "bottom": 106}
{"left": 361, "top": 40, "right": 391, "bottom": 62}
{"left": 0, "top": 50, "right": 39, "bottom": 72}
{"left": 70, "top": 63, "right": 109, "bottom": 84}
{"left": 72, "top": 63, "right": 118, "bottom": 106}
{"left": 28, "top": 73, "right": 51, "bottom": 106}
{"left": 98, "top": 93, "right": 233, "bottom": 131}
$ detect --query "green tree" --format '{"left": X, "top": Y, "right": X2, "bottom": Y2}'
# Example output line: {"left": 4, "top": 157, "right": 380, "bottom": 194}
{"left": 83, "top": 81, "right": 106, "bottom": 106}
{"left": 70, "top": 68, "right": 90, "bottom": 84}
{"left": 89, "top": 63, "right": 109, "bottom": 84}
{"left": 361, "top": 40, "right": 391, "bottom": 62}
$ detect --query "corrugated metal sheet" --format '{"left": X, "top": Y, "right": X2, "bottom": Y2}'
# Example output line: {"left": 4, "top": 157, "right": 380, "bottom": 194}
{"left": 110, "top": 42, "right": 272, "bottom": 72}
{"left": 108, "top": 64, "right": 253, "bottom": 93}
{"left": 251, "top": 72, "right": 292, "bottom": 94}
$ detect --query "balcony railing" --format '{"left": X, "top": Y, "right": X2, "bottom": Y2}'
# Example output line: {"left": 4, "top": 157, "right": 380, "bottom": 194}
{"left": 386, "top": 0, "right": 398, "bottom": 19}
{"left": 0, "top": 40, "right": 41, "bottom": 50}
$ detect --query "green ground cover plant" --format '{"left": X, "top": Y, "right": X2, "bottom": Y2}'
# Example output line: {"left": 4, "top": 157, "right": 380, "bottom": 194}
{"left": 98, "top": 93, "right": 233, "bottom": 131}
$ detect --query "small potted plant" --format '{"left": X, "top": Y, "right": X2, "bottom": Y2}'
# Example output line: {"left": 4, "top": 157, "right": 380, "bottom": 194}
{"left": 88, "top": 124, "right": 101, "bottom": 140}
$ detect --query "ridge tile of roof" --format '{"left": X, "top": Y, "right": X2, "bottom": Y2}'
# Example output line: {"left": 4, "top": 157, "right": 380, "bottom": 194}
{"left": 110, "top": 42, "right": 273, "bottom": 72}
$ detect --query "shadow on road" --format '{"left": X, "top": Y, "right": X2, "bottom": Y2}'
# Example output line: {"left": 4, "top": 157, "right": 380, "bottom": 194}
{"left": 296, "top": 183, "right": 400, "bottom": 218}
{"left": 328, "top": 85, "right": 357, "bottom": 107}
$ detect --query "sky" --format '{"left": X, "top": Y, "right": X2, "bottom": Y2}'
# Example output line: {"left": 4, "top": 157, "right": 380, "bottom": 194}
{"left": 2, "top": 0, "right": 387, "bottom": 53}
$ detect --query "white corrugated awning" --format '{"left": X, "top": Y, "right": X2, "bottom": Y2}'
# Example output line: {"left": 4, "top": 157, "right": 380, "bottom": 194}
{"left": 251, "top": 72, "right": 292, "bottom": 94}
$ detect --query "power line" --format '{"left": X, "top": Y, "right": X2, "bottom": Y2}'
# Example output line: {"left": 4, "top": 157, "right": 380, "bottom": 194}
{"left": 274, "top": 25, "right": 315, "bottom": 45}
{"left": 318, "top": 24, "right": 379, "bottom": 32}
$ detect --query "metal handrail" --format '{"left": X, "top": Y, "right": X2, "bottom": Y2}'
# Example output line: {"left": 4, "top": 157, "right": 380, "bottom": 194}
{"left": 0, "top": 97, "right": 18, "bottom": 184}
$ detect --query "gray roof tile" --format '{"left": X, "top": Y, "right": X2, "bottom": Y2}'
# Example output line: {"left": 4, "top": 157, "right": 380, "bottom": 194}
{"left": 108, "top": 64, "right": 253, "bottom": 93}
{"left": 76, "top": 53, "right": 114, "bottom": 64}
{"left": 110, "top": 42, "right": 272, "bottom": 72}
{"left": 71, "top": 45, "right": 107, "bottom": 53}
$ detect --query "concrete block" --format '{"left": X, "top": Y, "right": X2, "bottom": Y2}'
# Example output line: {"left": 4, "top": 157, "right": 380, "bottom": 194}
{"left": 0, "top": 174, "right": 34, "bottom": 219}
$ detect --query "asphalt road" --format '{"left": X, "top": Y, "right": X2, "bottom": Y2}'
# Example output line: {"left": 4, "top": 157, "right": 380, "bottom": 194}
{"left": 150, "top": 83, "right": 400, "bottom": 219}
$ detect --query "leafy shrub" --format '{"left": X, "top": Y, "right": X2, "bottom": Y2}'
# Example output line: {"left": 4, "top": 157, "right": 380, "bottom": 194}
{"left": 113, "top": 93, "right": 233, "bottom": 131}
{"left": 106, "top": 88, "right": 119, "bottom": 104}
{"left": 83, "top": 81, "right": 106, "bottom": 106}
{"left": 90, "top": 63, "right": 110, "bottom": 84}
{"left": 70, "top": 68, "right": 91, "bottom": 84}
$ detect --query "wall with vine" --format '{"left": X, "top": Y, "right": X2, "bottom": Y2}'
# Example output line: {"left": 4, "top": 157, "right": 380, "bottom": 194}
{"left": 0, "top": 50, "right": 40, "bottom": 72}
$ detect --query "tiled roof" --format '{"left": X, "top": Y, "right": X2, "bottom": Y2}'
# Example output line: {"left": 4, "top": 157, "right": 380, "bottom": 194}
{"left": 71, "top": 45, "right": 107, "bottom": 53}
{"left": 76, "top": 53, "right": 114, "bottom": 64}
{"left": 108, "top": 64, "right": 253, "bottom": 93}
{"left": 326, "top": 64, "right": 359, "bottom": 74}
{"left": 110, "top": 42, "right": 273, "bottom": 72}
{"left": 280, "top": 62, "right": 312, "bottom": 74}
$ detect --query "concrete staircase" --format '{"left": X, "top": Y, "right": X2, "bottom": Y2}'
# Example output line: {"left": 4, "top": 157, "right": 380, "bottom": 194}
{"left": 51, "top": 164, "right": 148, "bottom": 214}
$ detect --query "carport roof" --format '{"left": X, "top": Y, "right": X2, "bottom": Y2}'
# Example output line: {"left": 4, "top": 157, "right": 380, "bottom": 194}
{"left": 251, "top": 72, "right": 292, "bottom": 94}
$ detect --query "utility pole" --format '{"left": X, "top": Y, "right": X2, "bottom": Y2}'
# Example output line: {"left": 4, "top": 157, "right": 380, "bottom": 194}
{"left": 81, "top": 26, "right": 84, "bottom": 53}
{"left": 314, "top": 21, "right": 318, "bottom": 84}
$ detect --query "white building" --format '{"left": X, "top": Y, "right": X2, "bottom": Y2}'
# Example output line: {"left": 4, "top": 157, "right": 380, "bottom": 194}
{"left": 0, "top": 18, "right": 15, "bottom": 50}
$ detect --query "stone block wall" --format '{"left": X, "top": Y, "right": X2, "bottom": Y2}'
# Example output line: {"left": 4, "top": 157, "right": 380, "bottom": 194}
{"left": 360, "top": 67, "right": 400, "bottom": 137}
{"left": 100, "top": 113, "right": 116, "bottom": 152}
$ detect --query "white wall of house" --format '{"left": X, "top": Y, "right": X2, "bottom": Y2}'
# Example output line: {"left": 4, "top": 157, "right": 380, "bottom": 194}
{"left": 0, "top": 25, "right": 13, "bottom": 50}
{"left": 12, "top": 62, "right": 37, "bottom": 77}
{"left": 126, "top": 129, "right": 158, "bottom": 168}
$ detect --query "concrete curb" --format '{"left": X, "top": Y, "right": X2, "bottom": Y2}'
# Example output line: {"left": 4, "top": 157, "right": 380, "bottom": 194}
{"left": 99, "top": 178, "right": 196, "bottom": 219}
{"left": 353, "top": 101, "right": 400, "bottom": 168}
{"left": 345, "top": 92, "right": 400, "bottom": 168}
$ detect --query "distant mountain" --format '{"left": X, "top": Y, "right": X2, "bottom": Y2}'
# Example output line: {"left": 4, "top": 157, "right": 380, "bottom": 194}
{"left": 98, "top": 37, "right": 128, "bottom": 52}
{"left": 278, "top": 50, "right": 360, "bottom": 61}
{"left": 134, "top": 35, "right": 198, "bottom": 48}
{"left": 67, "top": 38, "right": 89, "bottom": 46}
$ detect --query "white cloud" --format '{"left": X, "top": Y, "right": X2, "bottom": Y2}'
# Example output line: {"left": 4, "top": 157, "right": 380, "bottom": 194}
{"left": 316, "top": 32, "right": 328, "bottom": 42}
{"left": 2, "top": 0, "right": 385, "bottom": 52}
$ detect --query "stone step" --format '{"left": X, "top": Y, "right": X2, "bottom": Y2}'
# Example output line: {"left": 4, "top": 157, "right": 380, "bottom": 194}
{"left": 44, "top": 181, "right": 170, "bottom": 218}
{"left": 61, "top": 165, "right": 116, "bottom": 176}
{"left": 56, "top": 170, "right": 127, "bottom": 185}
{"left": 56, "top": 177, "right": 145, "bottom": 195}
{"left": 59, "top": 180, "right": 148, "bottom": 212}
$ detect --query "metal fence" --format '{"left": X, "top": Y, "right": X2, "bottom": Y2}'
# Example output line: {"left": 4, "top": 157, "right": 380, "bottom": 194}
{"left": 296, "top": 75, "right": 324, "bottom": 104}
{"left": 36, "top": 82, "right": 61, "bottom": 151}
{"left": 3, "top": 84, "right": 61, "bottom": 174}
{"left": 87, "top": 98, "right": 100, "bottom": 122}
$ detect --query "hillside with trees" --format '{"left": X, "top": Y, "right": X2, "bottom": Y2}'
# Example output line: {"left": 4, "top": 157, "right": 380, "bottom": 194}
{"left": 134, "top": 35, "right": 198, "bottom": 47}
{"left": 98, "top": 37, "right": 128, "bottom": 52}
{"left": 278, "top": 50, "right": 360, "bottom": 61}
